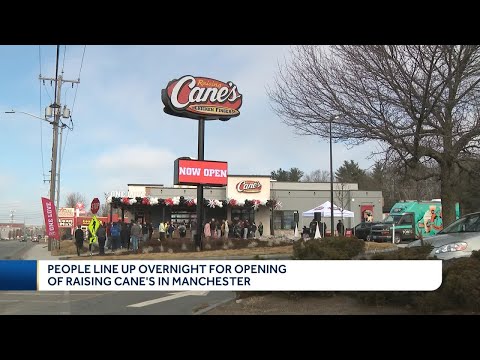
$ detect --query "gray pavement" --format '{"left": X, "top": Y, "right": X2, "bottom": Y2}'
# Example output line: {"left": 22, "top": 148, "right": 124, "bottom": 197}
{"left": 0, "top": 239, "right": 35, "bottom": 260}
{"left": 21, "top": 243, "right": 65, "bottom": 260}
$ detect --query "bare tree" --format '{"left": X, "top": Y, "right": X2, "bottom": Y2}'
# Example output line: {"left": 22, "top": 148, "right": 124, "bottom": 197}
{"left": 302, "top": 169, "right": 330, "bottom": 182}
{"left": 64, "top": 192, "right": 86, "bottom": 209}
{"left": 378, "top": 162, "right": 441, "bottom": 207}
{"left": 334, "top": 182, "right": 350, "bottom": 222}
{"left": 97, "top": 192, "right": 110, "bottom": 217}
{"left": 268, "top": 45, "right": 480, "bottom": 226}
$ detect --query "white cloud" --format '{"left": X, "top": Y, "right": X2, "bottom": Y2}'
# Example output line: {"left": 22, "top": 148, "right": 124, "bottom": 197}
{"left": 0, "top": 174, "right": 13, "bottom": 188}
{"left": 93, "top": 144, "right": 177, "bottom": 189}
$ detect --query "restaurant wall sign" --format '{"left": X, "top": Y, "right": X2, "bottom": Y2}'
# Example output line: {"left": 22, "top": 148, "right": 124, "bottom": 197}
{"left": 162, "top": 75, "right": 243, "bottom": 120}
{"left": 236, "top": 180, "right": 262, "bottom": 193}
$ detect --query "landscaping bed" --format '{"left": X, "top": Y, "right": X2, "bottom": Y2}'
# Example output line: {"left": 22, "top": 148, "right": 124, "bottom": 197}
{"left": 54, "top": 236, "right": 396, "bottom": 259}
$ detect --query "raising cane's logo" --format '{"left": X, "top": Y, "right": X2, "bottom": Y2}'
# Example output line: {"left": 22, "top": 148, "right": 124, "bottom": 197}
{"left": 162, "top": 75, "right": 242, "bottom": 120}
{"left": 236, "top": 180, "right": 262, "bottom": 193}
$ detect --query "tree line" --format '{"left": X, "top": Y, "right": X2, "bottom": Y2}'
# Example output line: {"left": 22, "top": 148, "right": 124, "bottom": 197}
{"left": 271, "top": 160, "right": 480, "bottom": 214}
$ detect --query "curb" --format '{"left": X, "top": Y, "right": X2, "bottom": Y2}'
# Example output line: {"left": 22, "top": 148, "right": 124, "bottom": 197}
{"left": 57, "top": 253, "right": 292, "bottom": 260}
{"left": 194, "top": 296, "right": 236, "bottom": 315}
{"left": 364, "top": 247, "right": 399, "bottom": 255}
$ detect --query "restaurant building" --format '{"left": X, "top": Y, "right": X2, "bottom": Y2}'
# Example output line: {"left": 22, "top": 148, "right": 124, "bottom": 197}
{"left": 107, "top": 175, "right": 383, "bottom": 236}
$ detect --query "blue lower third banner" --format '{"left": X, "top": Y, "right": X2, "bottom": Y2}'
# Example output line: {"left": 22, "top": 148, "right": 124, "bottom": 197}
{"left": 0, "top": 260, "right": 37, "bottom": 290}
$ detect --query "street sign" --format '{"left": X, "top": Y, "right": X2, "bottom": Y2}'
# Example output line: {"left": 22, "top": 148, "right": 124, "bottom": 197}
{"left": 91, "top": 198, "right": 100, "bottom": 214}
{"left": 88, "top": 215, "right": 100, "bottom": 244}
{"left": 58, "top": 218, "right": 74, "bottom": 228}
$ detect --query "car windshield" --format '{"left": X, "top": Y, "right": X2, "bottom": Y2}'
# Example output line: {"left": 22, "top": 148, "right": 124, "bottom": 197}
{"left": 383, "top": 215, "right": 401, "bottom": 224}
{"left": 441, "top": 213, "right": 480, "bottom": 234}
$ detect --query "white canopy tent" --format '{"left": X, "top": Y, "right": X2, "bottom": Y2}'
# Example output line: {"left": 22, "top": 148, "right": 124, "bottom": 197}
{"left": 302, "top": 201, "right": 355, "bottom": 236}
{"left": 302, "top": 201, "right": 354, "bottom": 218}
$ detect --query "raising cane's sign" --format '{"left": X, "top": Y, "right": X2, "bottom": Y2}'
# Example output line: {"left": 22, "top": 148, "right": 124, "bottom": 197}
{"left": 174, "top": 158, "right": 228, "bottom": 187}
{"left": 162, "top": 75, "right": 243, "bottom": 120}
{"left": 236, "top": 180, "right": 262, "bottom": 193}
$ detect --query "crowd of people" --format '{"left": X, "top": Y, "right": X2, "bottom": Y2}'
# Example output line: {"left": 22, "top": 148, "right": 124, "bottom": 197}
{"left": 74, "top": 217, "right": 266, "bottom": 256}
{"left": 202, "top": 218, "right": 264, "bottom": 241}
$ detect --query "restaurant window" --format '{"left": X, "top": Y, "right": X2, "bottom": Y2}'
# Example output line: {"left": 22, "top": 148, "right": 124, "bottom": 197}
{"left": 171, "top": 211, "right": 196, "bottom": 228}
{"left": 273, "top": 210, "right": 296, "bottom": 230}
{"left": 231, "top": 208, "right": 254, "bottom": 224}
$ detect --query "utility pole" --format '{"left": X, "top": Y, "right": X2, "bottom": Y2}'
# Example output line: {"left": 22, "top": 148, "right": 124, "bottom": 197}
{"left": 40, "top": 74, "right": 79, "bottom": 250}
{"left": 56, "top": 118, "right": 69, "bottom": 212}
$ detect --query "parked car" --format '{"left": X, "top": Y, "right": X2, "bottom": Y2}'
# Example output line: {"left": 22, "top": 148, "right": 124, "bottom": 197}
{"left": 354, "top": 222, "right": 380, "bottom": 241}
{"left": 408, "top": 211, "right": 480, "bottom": 260}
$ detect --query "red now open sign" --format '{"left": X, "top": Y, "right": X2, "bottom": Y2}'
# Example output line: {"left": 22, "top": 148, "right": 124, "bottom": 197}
{"left": 174, "top": 158, "right": 228, "bottom": 187}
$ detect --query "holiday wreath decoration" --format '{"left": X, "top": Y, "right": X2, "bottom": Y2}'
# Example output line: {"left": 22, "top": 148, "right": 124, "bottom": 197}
{"left": 109, "top": 196, "right": 280, "bottom": 209}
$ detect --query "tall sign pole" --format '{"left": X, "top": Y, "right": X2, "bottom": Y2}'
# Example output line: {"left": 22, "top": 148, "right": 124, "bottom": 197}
{"left": 162, "top": 75, "right": 243, "bottom": 251}
{"left": 196, "top": 118, "right": 205, "bottom": 250}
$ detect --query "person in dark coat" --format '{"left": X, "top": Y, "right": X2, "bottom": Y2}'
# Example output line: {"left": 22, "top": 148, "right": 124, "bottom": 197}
{"left": 148, "top": 222, "right": 153, "bottom": 241}
{"left": 120, "top": 222, "right": 128, "bottom": 249}
{"left": 337, "top": 220, "right": 345, "bottom": 236}
{"left": 74, "top": 225, "right": 84, "bottom": 256}
{"left": 258, "top": 222, "right": 263, "bottom": 237}
{"left": 97, "top": 223, "right": 107, "bottom": 255}
{"left": 126, "top": 222, "right": 132, "bottom": 250}
{"left": 309, "top": 220, "right": 317, "bottom": 239}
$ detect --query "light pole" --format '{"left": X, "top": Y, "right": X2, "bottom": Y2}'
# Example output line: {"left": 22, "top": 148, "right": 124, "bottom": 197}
{"left": 329, "top": 115, "right": 339, "bottom": 236}
{"left": 4, "top": 110, "right": 54, "bottom": 125}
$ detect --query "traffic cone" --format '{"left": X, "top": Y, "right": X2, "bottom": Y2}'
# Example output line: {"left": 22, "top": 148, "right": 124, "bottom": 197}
{"left": 314, "top": 222, "right": 322, "bottom": 239}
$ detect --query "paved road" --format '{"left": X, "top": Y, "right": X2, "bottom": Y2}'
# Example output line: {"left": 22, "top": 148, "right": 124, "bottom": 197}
{"left": 0, "top": 239, "right": 34, "bottom": 260}
{"left": 0, "top": 243, "right": 235, "bottom": 314}
{"left": 0, "top": 290, "right": 234, "bottom": 315}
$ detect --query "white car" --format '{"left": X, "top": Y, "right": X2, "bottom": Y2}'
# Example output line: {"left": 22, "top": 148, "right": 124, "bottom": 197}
{"left": 408, "top": 211, "right": 480, "bottom": 260}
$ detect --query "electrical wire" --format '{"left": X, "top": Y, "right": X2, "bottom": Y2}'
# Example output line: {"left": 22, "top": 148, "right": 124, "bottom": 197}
{"left": 39, "top": 45, "right": 46, "bottom": 181}
{"left": 71, "top": 45, "right": 86, "bottom": 117}
{"left": 53, "top": 45, "right": 60, "bottom": 105}
{"left": 42, "top": 83, "right": 53, "bottom": 103}
{"left": 61, "top": 45, "right": 67, "bottom": 74}
{"left": 59, "top": 123, "right": 70, "bottom": 175}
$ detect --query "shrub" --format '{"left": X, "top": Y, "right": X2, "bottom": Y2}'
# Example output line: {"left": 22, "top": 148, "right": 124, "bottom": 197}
{"left": 293, "top": 237, "right": 365, "bottom": 260}
{"left": 440, "top": 256, "right": 480, "bottom": 312}
{"left": 354, "top": 247, "right": 480, "bottom": 313}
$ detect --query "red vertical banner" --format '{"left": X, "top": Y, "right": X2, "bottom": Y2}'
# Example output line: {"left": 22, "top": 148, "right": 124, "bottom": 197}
{"left": 41, "top": 197, "right": 60, "bottom": 240}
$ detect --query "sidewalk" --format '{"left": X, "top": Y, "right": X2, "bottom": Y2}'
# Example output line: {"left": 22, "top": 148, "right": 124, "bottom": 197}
{"left": 21, "top": 243, "right": 65, "bottom": 260}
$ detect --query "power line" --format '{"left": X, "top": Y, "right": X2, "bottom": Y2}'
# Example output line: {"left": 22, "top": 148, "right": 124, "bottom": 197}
{"left": 71, "top": 45, "right": 86, "bottom": 117}
{"left": 39, "top": 45, "right": 47, "bottom": 181}
{"left": 42, "top": 82, "right": 53, "bottom": 103}
{"left": 53, "top": 46, "right": 60, "bottom": 106}
{"left": 61, "top": 126, "right": 69, "bottom": 163}
{"left": 61, "top": 45, "right": 67, "bottom": 74}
